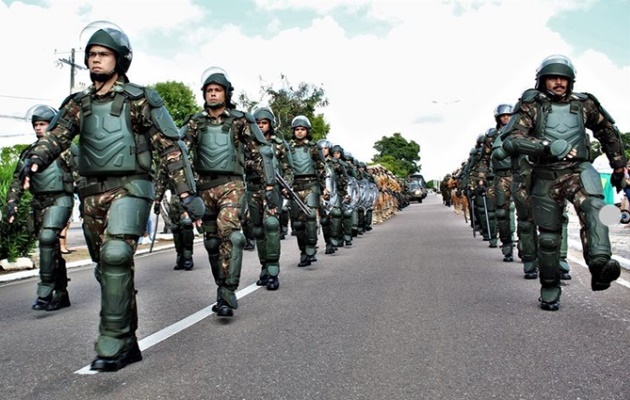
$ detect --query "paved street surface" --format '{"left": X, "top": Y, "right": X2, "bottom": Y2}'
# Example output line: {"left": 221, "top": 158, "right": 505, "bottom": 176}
{"left": 1, "top": 195, "right": 628, "bottom": 400}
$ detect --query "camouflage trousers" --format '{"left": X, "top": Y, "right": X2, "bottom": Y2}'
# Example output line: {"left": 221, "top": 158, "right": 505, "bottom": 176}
{"left": 198, "top": 179, "right": 246, "bottom": 307}
{"left": 81, "top": 187, "right": 151, "bottom": 357}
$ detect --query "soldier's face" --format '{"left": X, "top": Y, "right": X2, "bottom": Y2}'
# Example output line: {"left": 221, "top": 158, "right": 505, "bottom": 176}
{"left": 545, "top": 75, "right": 568, "bottom": 96}
{"left": 257, "top": 119, "right": 271, "bottom": 135}
{"left": 87, "top": 45, "right": 116, "bottom": 74}
{"left": 293, "top": 127, "right": 308, "bottom": 139}
{"left": 333, "top": 151, "right": 341, "bottom": 159}
{"left": 498, "top": 114, "right": 511, "bottom": 127}
{"left": 322, "top": 147, "right": 329, "bottom": 156}
{"left": 205, "top": 84, "right": 226, "bottom": 105}
{"left": 32, "top": 121, "right": 49, "bottom": 138}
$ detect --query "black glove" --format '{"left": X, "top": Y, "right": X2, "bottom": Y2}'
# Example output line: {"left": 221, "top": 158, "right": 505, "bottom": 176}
{"left": 5, "top": 200, "right": 17, "bottom": 222}
{"left": 265, "top": 189, "right": 280, "bottom": 210}
{"left": 153, "top": 200, "right": 161, "bottom": 215}
{"left": 181, "top": 194, "right": 205, "bottom": 220}
{"left": 18, "top": 157, "right": 43, "bottom": 184}
{"left": 611, "top": 171, "right": 625, "bottom": 193}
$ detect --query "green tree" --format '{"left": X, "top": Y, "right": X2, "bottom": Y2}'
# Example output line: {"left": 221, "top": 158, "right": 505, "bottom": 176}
{"left": 622, "top": 132, "right": 630, "bottom": 161}
{"left": 238, "top": 74, "right": 330, "bottom": 141}
{"left": 372, "top": 133, "right": 421, "bottom": 177}
{"left": 149, "top": 81, "right": 200, "bottom": 127}
{"left": 0, "top": 144, "right": 36, "bottom": 261}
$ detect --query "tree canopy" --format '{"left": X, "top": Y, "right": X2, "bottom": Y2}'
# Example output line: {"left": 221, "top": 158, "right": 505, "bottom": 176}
{"left": 371, "top": 133, "right": 421, "bottom": 177}
{"left": 238, "top": 74, "right": 330, "bottom": 141}
{"left": 149, "top": 81, "right": 200, "bottom": 127}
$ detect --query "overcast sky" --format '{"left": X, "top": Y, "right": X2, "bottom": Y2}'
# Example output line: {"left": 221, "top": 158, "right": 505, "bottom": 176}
{"left": 0, "top": 0, "right": 628, "bottom": 180}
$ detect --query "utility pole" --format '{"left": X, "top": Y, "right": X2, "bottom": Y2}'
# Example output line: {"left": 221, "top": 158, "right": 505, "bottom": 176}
{"left": 56, "top": 48, "right": 86, "bottom": 94}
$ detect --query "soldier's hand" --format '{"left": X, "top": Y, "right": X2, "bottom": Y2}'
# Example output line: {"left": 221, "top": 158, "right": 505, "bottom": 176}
{"left": 19, "top": 157, "right": 42, "bottom": 190}
{"left": 5, "top": 200, "right": 17, "bottom": 224}
{"left": 611, "top": 169, "right": 627, "bottom": 193}
{"left": 153, "top": 200, "right": 161, "bottom": 215}
{"left": 181, "top": 193, "right": 205, "bottom": 221}
{"left": 265, "top": 189, "right": 280, "bottom": 210}
{"left": 322, "top": 188, "right": 330, "bottom": 201}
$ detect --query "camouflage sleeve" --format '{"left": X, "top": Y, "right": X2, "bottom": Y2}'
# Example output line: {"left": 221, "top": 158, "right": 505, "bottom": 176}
{"left": 135, "top": 98, "right": 195, "bottom": 195}
{"left": 311, "top": 145, "right": 327, "bottom": 188}
{"left": 334, "top": 162, "right": 348, "bottom": 197}
{"left": 154, "top": 162, "right": 169, "bottom": 202}
{"left": 28, "top": 98, "right": 80, "bottom": 167}
{"left": 502, "top": 101, "right": 539, "bottom": 142}
{"left": 237, "top": 117, "right": 266, "bottom": 179}
{"left": 6, "top": 148, "right": 29, "bottom": 205}
{"left": 583, "top": 96, "right": 627, "bottom": 169}
{"left": 278, "top": 141, "right": 294, "bottom": 187}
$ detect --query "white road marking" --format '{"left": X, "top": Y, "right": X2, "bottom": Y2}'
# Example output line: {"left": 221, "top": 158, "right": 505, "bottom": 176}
{"left": 75, "top": 282, "right": 262, "bottom": 375}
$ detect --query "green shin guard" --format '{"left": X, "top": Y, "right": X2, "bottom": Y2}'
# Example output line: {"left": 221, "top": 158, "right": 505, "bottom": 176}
{"left": 95, "top": 240, "right": 135, "bottom": 358}
{"left": 218, "top": 231, "right": 245, "bottom": 309}
{"left": 37, "top": 228, "right": 59, "bottom": 298}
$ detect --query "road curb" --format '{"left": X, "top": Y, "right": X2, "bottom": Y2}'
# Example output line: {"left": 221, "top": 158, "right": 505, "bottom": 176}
{"left": 0, "top": 242, "right": 177, "bottom": 284}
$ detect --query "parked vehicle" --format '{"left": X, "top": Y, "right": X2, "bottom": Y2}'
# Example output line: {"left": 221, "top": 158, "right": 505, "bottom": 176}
{"left": 406, "top": 174, "right": 428, "bottom": 203}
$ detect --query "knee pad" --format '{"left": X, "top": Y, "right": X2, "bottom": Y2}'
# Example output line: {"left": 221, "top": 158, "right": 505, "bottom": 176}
{"left": 230, "top": 230, "right": 246, "bottom": 249}
{"left": 101, "top": 239, "right": 133, "bottom": 268}
{"left": 204, "top": 234, "right": 221, "bottom": 254}
{"left": 38, "top": 228, "right": 59, "bottom": 247}
{"left": 292, "top": 220, "right": 305, "bottom": 232}
{"left": 263, "top": 215, "right": 280, "bottom": 232}
{"left": 495, "top": 208, "right": 509, "bottom": 221}
{"left": 330, "top": 207, "right": 342, "bottom": 218}
{"left": 251, "top": 225, "right": 265, "bottom": 239}
{"left": 539, "top": 231, "right": 560, "bottom": 252}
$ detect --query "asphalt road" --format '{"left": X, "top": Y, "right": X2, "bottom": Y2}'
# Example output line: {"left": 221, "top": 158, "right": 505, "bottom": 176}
{"left": 1, "top": 195, "right": 628, "bottom": 400}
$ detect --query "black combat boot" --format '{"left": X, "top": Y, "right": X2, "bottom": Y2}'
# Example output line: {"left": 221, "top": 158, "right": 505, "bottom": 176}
{"left": 325, "top": 243, "right": 335, "bottom": 254}
{"left": 46, "top": 291, "right": 71, "bottom": 311}
{"left": 244, "top": 239, "right": 255, "bottom": 251}
{"left": 32, "top": 294, "right": 52, "bottom": 311}
{"left": 212, "top": 299, "right": 234, "bottom": 317}
{"left": 590, "top": 258, "right": 621, "bottom": 291}
{"left": 266, "top": 276, "right": 279, "bottom": 291}
{"left": 182, "top": 257, "right": 194, "bottom": 271}
{"left": 539, "top": 299, "right": 560, "bottom": 311}
{"left": 298, "top": 253, "right": 311, "bottom": 267}
{"left": 90, "top": 338, "right": 143, "bottom": 372}
{"left": 173, "top": 254, "right": 184, "bottom": 270}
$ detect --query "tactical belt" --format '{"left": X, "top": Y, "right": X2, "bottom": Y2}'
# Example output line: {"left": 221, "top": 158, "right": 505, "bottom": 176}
{"left": 494, "top": 170, "right": 512, "bottom": 177}
{"left": 293, "top": 177, "right": 317, "bottom": 191}
{"left": 533, "top": 168, "right": 575, "bottom": 181}
{"left": 79, "top": 174, "right": 151, "bottom": 198}
{"left": 197, "top": 175, "right": 242, "bottom": 191}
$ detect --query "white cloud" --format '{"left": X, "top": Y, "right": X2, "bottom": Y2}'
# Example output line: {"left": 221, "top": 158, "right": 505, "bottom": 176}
{"left": 1, "top": 0, "right": 628, "bottom": 181}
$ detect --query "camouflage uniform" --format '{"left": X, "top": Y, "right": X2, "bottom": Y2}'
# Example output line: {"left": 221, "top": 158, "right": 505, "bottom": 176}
{"left": 24, "top": 75, "right": 199, "bottom": 370}
{"left": 288, "top": 117, "right": 327, "bottom": 267}
{"left": 319, "top": 140, "right": 348, "bottom": 254}
{"left": 155, "top": 160, "right": 195, "bottom": 271}
{"left": 7, "top": 144, "right": 76, "bottom": 311}
{"left": 181, "top": 109, "right": 273, "bottom": 309}
{"left": 470, "top": 131, "right": 498, "bottom": 246}
{"left": 249, "top": 110, "right": 293, "bottom": 290}
{"left": 502, "top": 55, "right": 627, "bottom": 309}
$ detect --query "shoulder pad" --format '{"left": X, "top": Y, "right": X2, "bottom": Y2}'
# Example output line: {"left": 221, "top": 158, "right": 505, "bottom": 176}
{"left": 243, "top": 112, "right": 256, "bottom": 123}
{"left": 273, "top": 136, "right": 284, "bottom": 145}
{"left": 72, "top": 89, "right": 89, "bottom": 103}
{"left": 520, "top": 89, "right": 541, "bottom": 103}
{"left": 572, "top": 92, "right": 589, "bottom": 101}
{"left": 120, "top": 82, "right": 145, "bottom": 100}
{"left": 144, "top": 87, "right": 164, "bottom": 107}
{"left": 228, "top": 109, "right": 245, "bottom": 118}
{"left": 485, "top": 128, "right": 497, "bottom": 137}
